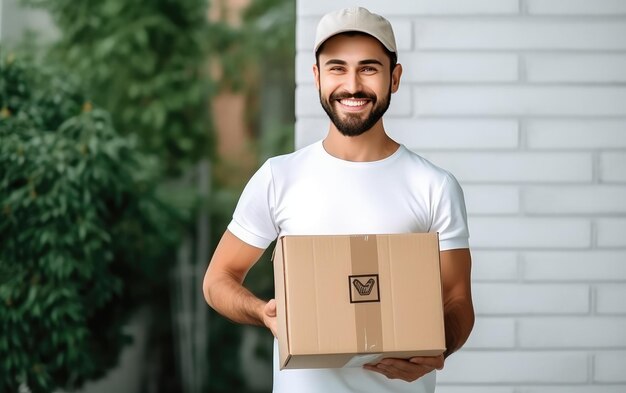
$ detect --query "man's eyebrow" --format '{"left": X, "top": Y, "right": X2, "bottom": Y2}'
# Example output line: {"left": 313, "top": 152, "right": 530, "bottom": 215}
{"left": 358, "top": 59, "right": 384, "bottom": 66}
{"left": 324, "top": 59, "right": 384, "bottom": 66}
{"left": 324, "top": 59, "right": 347, "bottom": 66}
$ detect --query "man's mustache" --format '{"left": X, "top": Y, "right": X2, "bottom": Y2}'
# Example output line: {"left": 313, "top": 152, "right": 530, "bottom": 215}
{"left": 330, "top": 91, "right": 376, "bottom": 101}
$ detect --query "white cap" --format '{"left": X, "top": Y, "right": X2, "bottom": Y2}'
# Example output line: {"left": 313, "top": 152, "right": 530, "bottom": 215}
{"left": 314, "top": 7, "right": 397, "bottom": 55}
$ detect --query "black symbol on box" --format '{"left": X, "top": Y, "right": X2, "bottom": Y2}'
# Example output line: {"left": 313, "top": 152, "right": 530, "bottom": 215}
{"left": 349, "top": 274, "right": 380, "bottom": 303}
{"left": 353, "top": 278, "right": 375, "bottom": 295}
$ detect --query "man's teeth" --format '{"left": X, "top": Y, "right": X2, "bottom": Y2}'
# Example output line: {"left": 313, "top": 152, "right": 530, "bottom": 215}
{"left": 340, "top": 99, "right": 367, "bottom": 107}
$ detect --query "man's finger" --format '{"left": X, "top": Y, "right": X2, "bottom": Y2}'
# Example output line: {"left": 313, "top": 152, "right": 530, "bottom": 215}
{"left": 262, "top": 299, "right": 278, "bottom": 337}
{"left": 409, "top": 355, "right": 444, "bottom": 370}
{"left": 265, "top": 299, "right": 276, "bottom": 316}
{"left": 381, "top": 358, "right": 422, "bottom": 370}
{"left": 365, "top": 360, "right": 430, "bottom": 382}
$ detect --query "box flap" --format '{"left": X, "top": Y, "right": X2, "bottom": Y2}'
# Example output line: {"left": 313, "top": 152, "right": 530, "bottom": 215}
{"left": 272, "top": 237, "right": 290, "bottom": 369}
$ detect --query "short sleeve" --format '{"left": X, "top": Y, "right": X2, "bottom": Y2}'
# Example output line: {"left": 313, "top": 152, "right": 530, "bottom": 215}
{"left": 431, "top": 173, "right": 470, "bottom": 251}
{"left": 227, "top": 160, "right": 279, "bottom": 249}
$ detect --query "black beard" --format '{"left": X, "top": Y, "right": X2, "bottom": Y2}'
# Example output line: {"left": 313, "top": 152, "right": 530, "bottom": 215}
{"left": 319, "top": 88, "right": 391, "bottom": 137}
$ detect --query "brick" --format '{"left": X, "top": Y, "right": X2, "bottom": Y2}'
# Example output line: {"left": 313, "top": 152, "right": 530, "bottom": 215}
{"left": 473, "top": 283, "right": 590, "bottom": 315}
{"left": 411, "top": 0, "right": 519, "bottom": 14}
{"left": 387, "top": 18, "right": 413, "bottom": 52}
{"left": 463, "top": 318, "right": 515, "bottom": 349}
{"left": 594, "top": 352, "right": 626, "bottom": 382}
{"left": 437, "top": 388, "right": 513, "bottom": 393}
{"left": 523, "top": 251, "right": 626, "bottom": 281}
{"left": 415, "top": 20, "right": 626, "bottom": 50}
{"left": 296, "top": 18, "right": 317, "bottom": 52}
{"left": 295, "top": 118, "right": 327, "bottom": 149}
{"left": 297, "top": 17, "right": 412, "bottom": 51}
{"left": 527, "top": 120, "right": 626, "bottom": 149}
{"left": 518, "top": 387, "right": 626, "bottom": 393}
{"left": 295, "top": 85, "right": 321, "bottom": 117}
{"left": 464, "top": 185, "right": 520, "bottom": 215}
{"left": 421, "top": 153, "right": 593, "bottom": 183}
{"left": 597, "top": 285, "right": 626, "bottom": 314}
{"left": 296, "top": 53, "right": 316, "bottom": 85}
{"left": 597, "top": 219, "right": 626, "bottom": 248}
{"left": 470, "top": 217, "right": 591, "bottom": 249}
{"left": 524, "top": 186, "right": 626, "bottom": 214}
{"left": 297, "top": 0, "right": 519, "bottom": 16}
{"left": 296, "top": 84, "right": 412, "bottom": 117}
{"left": 527, "top": 0, "right": 626, "bottom": 15}
{"left": 439, "top": 351, "right": 588, "bottom": 383}
{"left": 526, "top": 54, "right": 626, "bottom": 83}
{"left": 519, "top": 317, "right": 626, "bottom": 348}
{"left": 402, "top": 53, "right": 518, "bottom": 82}
{"left": 297, "top": 1, "right": 407, "bottom": 16}
{"left": 386, "top": 119, "right": 519, "bottom": 150}
{"left": 387, "top": 86, "right": 413, "bottom": 117}
{"left": 414, "top": 86, "right": 626, "bottom": 116}
{"left": 600, "top": 153, "right": 626, "bottom": 183}
{"left": 471, "top": 251, "right": 518, "bottom": 281}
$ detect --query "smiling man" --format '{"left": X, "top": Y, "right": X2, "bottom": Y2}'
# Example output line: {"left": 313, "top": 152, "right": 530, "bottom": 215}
{"left": 203, "top": 7, "right": 474, "bottom": 393}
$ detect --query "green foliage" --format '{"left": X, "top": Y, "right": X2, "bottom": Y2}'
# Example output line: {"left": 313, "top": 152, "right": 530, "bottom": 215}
{"left": 4, "top": 0, "right": 295, "bottom": 390}
{"left": 244, "top": 0, "right": 296, "bottom": 158}
{"left": 7, "top": 1, "right": 215, "bottom": 387}
{"left": 243, "top": 0, "right": 296, "bottom": 64}
{"left": 23, "top": 0, "right": 214, "bottom": 175}
{"left": 0, "top": 51, "right": 180, "bottom": 392}
{"left": 207, "top": 0, "right": 295, "bottom": 90}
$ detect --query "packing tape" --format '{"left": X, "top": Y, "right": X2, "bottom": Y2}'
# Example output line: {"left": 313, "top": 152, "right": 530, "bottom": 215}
{"left": 350, "top": 235, "right": 383, "bottom": 353}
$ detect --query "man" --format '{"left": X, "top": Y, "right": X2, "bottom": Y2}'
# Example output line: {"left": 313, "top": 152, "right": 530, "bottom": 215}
{"left": 203, "top": 7, "right": 474, "bottom": 393}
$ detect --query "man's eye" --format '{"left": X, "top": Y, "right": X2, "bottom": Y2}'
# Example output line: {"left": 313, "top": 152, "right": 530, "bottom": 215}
{"left": 362, "top": 67, "right": 377, "bottom": 73}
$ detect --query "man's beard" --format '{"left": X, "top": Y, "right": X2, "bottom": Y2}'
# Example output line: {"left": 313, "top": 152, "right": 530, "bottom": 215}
{"left": 319, "top": 88, "right": 391, "bottom": 137}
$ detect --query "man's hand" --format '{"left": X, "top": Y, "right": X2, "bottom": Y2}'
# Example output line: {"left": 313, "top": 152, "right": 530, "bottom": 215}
{"left": 262, "top": 299, "right": 277, "bottom": 337}
{"left": 363, "top": 355, "right": 444, "bottom": 382}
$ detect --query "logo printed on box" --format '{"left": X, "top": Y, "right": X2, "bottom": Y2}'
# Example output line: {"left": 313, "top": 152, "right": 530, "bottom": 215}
{"left": 349, "top": 274, "right": 380, "bottom": 303}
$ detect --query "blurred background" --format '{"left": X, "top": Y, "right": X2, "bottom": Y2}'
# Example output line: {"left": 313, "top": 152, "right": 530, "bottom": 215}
{"left": 1, "top": 0, "right": 292, "bottom": 392}
{"left": 2, "top": 1, "right": 626, "bottom": 393}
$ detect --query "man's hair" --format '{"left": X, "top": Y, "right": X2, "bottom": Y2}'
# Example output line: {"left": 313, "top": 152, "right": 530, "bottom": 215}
{"left": 315, "top": 32, "right": 398, "bottom": 74}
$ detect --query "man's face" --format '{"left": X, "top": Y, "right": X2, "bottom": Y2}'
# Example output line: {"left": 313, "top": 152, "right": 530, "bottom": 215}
{"left": 314, "top": 33, "right": 401, "bottom": 137}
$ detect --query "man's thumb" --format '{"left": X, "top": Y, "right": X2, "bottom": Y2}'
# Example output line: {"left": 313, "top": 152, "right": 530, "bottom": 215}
{"left": 265, "top": 299, "right": 277, "bottom": 317}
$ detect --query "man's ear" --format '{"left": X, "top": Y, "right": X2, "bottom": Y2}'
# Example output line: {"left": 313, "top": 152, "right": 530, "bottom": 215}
{"left": 313, "top": 64, "right": 320, "bottom": 90}
{"left": 391, "top": 63, "right": 403, "bottom": 94}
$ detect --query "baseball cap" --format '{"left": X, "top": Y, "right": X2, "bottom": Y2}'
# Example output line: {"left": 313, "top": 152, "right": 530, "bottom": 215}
{"left": 314, "top": 7, "right": 397, "bottom": 55}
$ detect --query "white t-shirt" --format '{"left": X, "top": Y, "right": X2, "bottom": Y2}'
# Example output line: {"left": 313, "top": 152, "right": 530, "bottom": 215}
{"left": 228, "top": 140, "right": 469, "bottom": 393}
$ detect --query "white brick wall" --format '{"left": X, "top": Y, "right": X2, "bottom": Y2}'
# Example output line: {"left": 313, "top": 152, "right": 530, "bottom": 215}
{"left": 527, "top": 120, "right": 626, "bottom": 149}
{"left": 525, "top": 54, "right": 626, "bottom": 83}
{"left": 296, "top": 1, "right": 626, "bottom": 391}
{"left": 601, "top": 153, "right": 626, "bottom": 182}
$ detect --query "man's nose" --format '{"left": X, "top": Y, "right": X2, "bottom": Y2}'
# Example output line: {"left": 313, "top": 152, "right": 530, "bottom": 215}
{"left": 344, "top": 71, "right": 363, "bottom": 93}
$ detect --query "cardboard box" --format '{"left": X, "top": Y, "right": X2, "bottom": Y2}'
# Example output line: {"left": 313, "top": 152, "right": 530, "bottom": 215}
{"left": 272, "top": 233, "right": 445, "bottom": 369}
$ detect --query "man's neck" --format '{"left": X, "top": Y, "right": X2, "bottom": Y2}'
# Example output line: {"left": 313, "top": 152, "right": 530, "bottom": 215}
{"left": 323, "top": 121, "right": 400, "bottom": 162}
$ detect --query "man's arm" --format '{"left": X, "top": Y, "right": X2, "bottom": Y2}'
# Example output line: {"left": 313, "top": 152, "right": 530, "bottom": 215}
{"left": 440, "top": 248, "right": 474, "bottom": 358}
{"left": 364, "top": 248, "right": 474, "bottom": 381}
{"left": 203, "top": 230, "right": 277, "bottom": 335}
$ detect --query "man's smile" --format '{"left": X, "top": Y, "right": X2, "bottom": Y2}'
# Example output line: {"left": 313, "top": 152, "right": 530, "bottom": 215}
{"left": 337, "top": 98, "right": 371, "bottom": 110}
